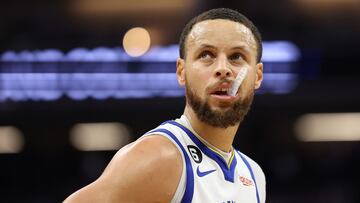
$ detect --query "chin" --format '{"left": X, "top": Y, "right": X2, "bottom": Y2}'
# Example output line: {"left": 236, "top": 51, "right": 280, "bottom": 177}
{"left": 211, "top": 104, "right": 233, "bottom": 111}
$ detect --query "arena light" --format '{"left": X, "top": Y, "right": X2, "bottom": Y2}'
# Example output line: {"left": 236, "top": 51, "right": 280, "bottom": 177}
{"left": 70, "top": 122, "right": 131, "bottom": 151}
{"left": 0, "top": 73, "right": 183, "bottom": 101}
{"left": 0, "top": 126, "right": 25, "bottom": 153}
{"left": 295, "top": 0, "right": 360, "bottom": 9}
{"left": 123, "top": 27, "right": 151, "bottom": 57}
{"left": 0, "top": 41, "right": 300, "bottom": 62}
{"left": 262, "top": 41, "right": 300, "bottom": 62}
{"left": 295, "top": 113, "right": 360, "bottom": 142}
{"left": 259, "top": 73, "right": 298, "bottom": 94}
{"left": 0, "top": 41, "right": 301, "bottom": 101}
{"left": 71, "top": 0, "right": 196, "bottom": 16}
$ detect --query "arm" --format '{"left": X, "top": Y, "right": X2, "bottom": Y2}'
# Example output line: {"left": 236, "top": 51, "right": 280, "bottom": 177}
{"left": 64, "top": 135, "right": 183, "bottom": 203}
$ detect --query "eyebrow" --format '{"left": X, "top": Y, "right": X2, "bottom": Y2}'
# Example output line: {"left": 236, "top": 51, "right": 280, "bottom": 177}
{"left": 197, "top": 44, "right": 216, "bottom": 50}
{"left": 230, "top": 45, "right": 251, "bottom": 53}
{"left": 197, "top": 44, "right": 251, "bottom": 54}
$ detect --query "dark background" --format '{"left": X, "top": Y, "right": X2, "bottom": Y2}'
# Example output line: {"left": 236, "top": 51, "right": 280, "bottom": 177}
{"left": 1, "top": 0, "right": 360, "bottom": 202}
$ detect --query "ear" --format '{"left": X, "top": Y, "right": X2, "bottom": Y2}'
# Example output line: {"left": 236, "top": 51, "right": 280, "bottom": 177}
{"left": 176, "top": 58, "right": 186, "bottom": 87}
{"left": 254, "top": 62, "right": 263, "bottom": 89}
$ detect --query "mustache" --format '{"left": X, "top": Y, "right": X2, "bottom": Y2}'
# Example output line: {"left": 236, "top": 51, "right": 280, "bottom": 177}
{"left": 207, "top": 78, "right": 234, "bottom": 91}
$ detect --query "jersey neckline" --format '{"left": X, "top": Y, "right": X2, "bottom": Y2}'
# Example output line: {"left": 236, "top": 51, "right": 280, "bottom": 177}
{"left": 164, "top": 120, "right": 238, "bottom": 183}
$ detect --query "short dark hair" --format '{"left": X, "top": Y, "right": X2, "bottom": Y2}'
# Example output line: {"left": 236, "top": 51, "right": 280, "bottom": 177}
{"left": 179, "top": 8, "right": 262, "bottom": 62}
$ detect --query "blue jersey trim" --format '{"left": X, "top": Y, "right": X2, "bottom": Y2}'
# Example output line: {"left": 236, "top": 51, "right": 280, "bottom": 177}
{"left": 165, "top": 120, "right": 237, "bottom": 183}
{"left": 147, "top": 128, "right": 194, "bottom": 203}
{"left": 237, "top": 151, "right": 260, "bottom": 203}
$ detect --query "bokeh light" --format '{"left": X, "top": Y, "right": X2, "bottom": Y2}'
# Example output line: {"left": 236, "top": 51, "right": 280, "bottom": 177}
{"left": 70, "top": 122, "right": 130, "bottom": 151}
{"left": 122, "top": 27, "right": 151, "bottom": 57}
{"left": 0, "top": 126, "right": 24, "bottom": 153}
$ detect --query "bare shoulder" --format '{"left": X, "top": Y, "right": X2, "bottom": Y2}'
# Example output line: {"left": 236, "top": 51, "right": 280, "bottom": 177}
{"left": 64, "top": 135, "right": 183, "bottom": 203}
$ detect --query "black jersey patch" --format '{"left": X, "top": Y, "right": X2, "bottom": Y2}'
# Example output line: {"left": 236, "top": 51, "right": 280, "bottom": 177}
{"left": 187, "top": 145, "right": 202, "bottom": 163}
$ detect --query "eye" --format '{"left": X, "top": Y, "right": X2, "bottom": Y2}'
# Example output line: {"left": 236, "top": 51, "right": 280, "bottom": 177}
{"left": 229, "top": 53, "right": 243, "bottom": 61}
{"left": 199, "top": 51, "right": 214, "bottom": 60}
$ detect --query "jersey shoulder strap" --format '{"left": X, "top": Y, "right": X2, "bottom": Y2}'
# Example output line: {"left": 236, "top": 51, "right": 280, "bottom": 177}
{"left": 144, "top": 123, "right": 194, "bottom": 203}
{"left": 236, "top": 150, "right": 261, "bottom": 203}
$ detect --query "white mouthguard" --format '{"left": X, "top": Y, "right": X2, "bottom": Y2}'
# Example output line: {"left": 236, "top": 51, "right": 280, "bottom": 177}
{"left": 227, "top": 67, "right": 248, "bottom": 96}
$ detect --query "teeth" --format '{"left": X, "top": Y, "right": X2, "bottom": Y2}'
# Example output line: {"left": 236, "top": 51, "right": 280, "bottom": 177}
{"left": 220, "top": 88, "right": 228, "bottom": 91}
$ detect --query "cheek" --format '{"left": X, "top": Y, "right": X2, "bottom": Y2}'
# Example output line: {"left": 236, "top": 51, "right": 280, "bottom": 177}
{"left": 186, "top": 65, "right": 211, "bottom": 91}
{"left": 187, "top": 74, "right": 205, "bottom": 94}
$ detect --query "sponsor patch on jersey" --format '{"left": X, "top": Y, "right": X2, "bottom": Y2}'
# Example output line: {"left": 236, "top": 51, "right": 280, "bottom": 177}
{"left": 239, "top": 176, "right": 253, "bottom": 186}
{"left": 187, "top": 145, "right": 202, "bottom": 163}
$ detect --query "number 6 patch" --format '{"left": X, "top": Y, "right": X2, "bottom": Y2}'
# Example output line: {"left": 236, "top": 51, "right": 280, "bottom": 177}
{"left": 187, "top": 145, "right": 202, "bottom": 163}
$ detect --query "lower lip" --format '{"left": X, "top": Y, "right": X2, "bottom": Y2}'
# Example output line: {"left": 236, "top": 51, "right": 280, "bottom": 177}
{"left": 210, "top": 94, "right": 237, "bottom": 102}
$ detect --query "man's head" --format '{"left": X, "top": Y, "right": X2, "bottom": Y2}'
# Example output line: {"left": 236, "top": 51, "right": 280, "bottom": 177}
{"left": 179, "top": 8, "right": 262, "bottom": 62}
{"left": 176, "top": 8, "right": 264, "bottom": 128}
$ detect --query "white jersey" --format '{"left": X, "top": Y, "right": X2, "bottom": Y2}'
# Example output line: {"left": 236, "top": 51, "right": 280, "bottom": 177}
{"left": 143, "top": 116, "right": 266, "bottom": 203}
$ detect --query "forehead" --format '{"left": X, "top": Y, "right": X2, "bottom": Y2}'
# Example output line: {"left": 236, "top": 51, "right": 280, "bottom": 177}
{"left": 187, "top": 19, "right": 257, "bottom": 52}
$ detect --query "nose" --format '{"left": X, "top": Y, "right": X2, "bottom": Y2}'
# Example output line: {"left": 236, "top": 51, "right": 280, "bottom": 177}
{"left": 214, "top": 57, "right": 232, "bottom": 78}
{"left": 215, "top": 68, "right": 231, "bottom": 77}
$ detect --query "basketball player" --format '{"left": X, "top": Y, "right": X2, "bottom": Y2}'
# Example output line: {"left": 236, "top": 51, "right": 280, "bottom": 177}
{"left": 65, "top": 8, "right": 265, "bottom": 203}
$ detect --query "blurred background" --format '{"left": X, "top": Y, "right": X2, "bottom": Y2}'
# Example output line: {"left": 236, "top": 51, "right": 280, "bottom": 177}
{"left": 1, "top": 0, "right": 360, "bottom": 202}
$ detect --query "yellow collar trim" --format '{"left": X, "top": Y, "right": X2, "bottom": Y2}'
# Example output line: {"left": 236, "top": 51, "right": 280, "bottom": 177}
{"left": 174, "top": 120, "right": 235, "bottom": 168}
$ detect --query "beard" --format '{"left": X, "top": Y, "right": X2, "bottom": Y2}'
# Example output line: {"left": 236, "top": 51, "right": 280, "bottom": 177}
{"left": 185, "top": 82, "right": 254, "bottom": 128}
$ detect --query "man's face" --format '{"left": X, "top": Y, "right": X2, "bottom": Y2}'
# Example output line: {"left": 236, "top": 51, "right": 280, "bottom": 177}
{"left": 176, "top": 19, "right": 263, "bottom": 128}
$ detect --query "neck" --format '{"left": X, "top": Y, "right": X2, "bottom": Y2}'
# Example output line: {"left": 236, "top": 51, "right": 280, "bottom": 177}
{"left": 184, "top": 105, "right": 240, "bottom": 153}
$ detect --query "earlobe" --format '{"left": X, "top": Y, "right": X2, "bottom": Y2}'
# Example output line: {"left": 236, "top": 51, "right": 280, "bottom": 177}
{"left": 176, "top": 58, "right": 186, "bottom": 86}
{"left": 255, "top": 62, "right": 263, "bottom": 89}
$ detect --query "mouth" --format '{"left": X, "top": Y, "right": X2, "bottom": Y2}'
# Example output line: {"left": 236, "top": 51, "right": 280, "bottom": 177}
{"left": 212, "top": 88, "right": 233, "bottom": 96}
{"left": 210, "top": 87, "right": 237, "bottom": 102}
